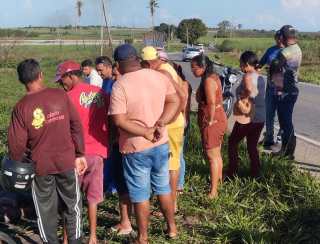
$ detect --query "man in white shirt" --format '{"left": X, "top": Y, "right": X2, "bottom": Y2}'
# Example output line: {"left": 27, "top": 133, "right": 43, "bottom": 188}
{"left": 81, "top": 59, "right": 103, "bottom": 88}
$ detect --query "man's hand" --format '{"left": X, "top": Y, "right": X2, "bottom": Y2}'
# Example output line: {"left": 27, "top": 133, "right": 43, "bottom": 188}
{"left": 154, "top": 120, "right": 166, "bottom": 142}
{"left": 75, "top": 157, "right": 88, "bottom": 176}
{"left": 143, "top": 127, "right": 157, "bottom": 142}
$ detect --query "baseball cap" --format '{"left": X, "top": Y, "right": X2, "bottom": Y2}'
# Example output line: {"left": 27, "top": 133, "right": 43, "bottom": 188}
{"left": 54, "top": 60, "right": 81, "bottom": 82}
{"left": 279, "top": 25, "right": 297, "bottom": 39}
{"left": 158, "top": 50, "right": 169, "bottom": 61}
{"left": 113, "top": 44, "right": 138, "bottom": 62}
{"left": 274, "top": 30, "right": 281, "bottom": 39}
{"left": 141, "top": 46, "right": 158, "bottom": 61}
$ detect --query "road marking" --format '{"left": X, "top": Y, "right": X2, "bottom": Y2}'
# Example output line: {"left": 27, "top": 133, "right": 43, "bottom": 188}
{"left": 274, "top": 125, "right": 320, "bottom": 147}
{"left": 299, "top": 82, "right": 320, "bottom": 88}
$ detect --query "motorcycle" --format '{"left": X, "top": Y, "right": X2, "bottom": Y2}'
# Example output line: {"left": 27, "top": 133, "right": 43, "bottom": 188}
{"left": 212, "top": 62, "right": 243, "bottom": 118}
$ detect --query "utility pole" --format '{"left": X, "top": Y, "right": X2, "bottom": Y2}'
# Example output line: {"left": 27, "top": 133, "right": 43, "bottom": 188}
{"left": 101, "top": 0, "right": 113, "bottom": 50}
{"left": 186, "top": 25, "right": 189, "bottom": 47}
{"left": 100, "top": 14, "right": 104, "bottom": 55}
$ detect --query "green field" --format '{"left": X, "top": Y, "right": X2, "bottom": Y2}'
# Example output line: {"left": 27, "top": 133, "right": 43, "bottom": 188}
{"left": 1, "top": 46, "right": 320, "bottom": 243}
{"left": 0, "top": 27, "right": 150, "bottom": 40}
{"left": 198, "top": 36, "right": 320, "bottom": 85}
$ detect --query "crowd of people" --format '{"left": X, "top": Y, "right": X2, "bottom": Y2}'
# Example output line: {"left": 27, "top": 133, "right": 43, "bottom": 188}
{"left": 5, "top": 24, "right": 301, "bottom": 244}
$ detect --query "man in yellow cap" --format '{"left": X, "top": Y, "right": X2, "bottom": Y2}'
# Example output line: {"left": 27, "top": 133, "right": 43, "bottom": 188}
{"left": 141, "top": 46, "right": 186, "bottom": 212}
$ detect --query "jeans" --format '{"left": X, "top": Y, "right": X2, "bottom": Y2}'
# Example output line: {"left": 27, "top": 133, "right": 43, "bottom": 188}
{"left": 178, "top": 138, "right": 186, "bottom": 190}
{"left": 276, "top": 94, "right": 298, "bottom": 146}
{"left": 123, "top": 144, "right": 171, "bottom": 203}
{"left": 265, "top": 86, "right": 277, "bottom": 144}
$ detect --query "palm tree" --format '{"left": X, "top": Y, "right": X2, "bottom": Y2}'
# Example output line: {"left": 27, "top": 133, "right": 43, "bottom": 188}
{"left": 148, "top": 0, "right": 159, "bottom": 30}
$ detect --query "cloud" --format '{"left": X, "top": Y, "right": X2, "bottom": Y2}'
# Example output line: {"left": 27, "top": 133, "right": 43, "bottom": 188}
{"left": 281, "top": 0, "right": 320, "bottom": 9}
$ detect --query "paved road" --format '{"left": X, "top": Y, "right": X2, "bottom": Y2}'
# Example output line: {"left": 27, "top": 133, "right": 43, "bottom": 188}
{"left": 169, "top": 53, "right": 320, "bottom": 143}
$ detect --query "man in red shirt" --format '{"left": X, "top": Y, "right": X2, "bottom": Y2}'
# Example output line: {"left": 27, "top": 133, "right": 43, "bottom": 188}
{"left": 55, "top": 60, "right": 109, "bottom": 244}
{"left": 8, "top": 59, "right": 87, "bottom": 243}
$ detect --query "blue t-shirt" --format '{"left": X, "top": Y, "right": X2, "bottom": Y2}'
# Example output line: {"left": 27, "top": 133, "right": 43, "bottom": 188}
{"left": 102, "top": 78, "right": 115, "bottom": 95}
{"left": 260, "top": 45, "right": 282, "bottom": 91}
{"left": 260, "top": 45, "right": 282, "bottom": 67}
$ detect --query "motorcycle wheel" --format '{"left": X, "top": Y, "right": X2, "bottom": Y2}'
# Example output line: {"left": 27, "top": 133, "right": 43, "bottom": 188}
{"left": 223, "top": 96, "right": 234, "bottom": 118}
{"left": 0, "top": 231, "right": 16, "bottom": 244}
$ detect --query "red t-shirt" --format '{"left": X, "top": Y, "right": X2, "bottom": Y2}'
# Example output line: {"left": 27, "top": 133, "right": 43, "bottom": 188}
{"left": 68, "top": 82, "right": 109, "bottom": 157}
{"left": 8, "top": 88, "right": 85, "bottom": 176}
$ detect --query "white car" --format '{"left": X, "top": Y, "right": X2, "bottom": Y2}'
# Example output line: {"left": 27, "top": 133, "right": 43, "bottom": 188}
{"left": 182, "top": 47, "right": 201, "bottom": 61}
{"left": 194, "top": 44, "right": 205, "bottom": 53}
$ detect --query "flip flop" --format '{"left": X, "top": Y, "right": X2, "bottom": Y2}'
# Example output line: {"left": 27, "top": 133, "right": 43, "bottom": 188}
{"left": 167, "top": 232, "right": 178, "bottom": 239}
{"left": 111, "top": 225, "right": 133, "bottom": 236}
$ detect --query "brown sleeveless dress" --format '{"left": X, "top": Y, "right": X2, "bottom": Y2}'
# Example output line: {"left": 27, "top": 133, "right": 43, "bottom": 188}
{"left": 198, "top": 74, "right": 228, "bottom": 150}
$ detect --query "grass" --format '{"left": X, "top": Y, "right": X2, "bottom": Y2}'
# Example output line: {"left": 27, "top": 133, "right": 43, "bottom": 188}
{"left": 3, "top": 27, "right": 150, "bottom": 41}
{"left": 1, "top": 47, "right": 320, "bottom": 243}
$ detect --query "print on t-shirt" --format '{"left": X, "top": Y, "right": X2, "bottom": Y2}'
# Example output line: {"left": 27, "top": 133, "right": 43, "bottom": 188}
{"left": 79, "top": 91, "right": 104, "bottom": 108}
{"left": 32, "top": 108, "right": 46, "bottom": 129}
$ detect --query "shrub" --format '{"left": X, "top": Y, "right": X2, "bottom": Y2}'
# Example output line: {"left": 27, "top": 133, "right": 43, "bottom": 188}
{"left": 219, "top": 39, "right": 235, "bottom": 52}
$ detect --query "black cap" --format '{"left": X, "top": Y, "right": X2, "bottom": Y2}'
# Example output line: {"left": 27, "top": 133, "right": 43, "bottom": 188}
{"left": 280, "top": 25, "right": 297, "bottom": 39}
{"left": 113, "top": 44, "right": 138, "bottom": 62}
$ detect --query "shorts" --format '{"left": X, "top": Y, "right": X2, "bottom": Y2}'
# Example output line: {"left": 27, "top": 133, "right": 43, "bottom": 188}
{"left": 200, "top": 120, "right": 227, "bottom": 150}
{"left": 198, "top": 108, "right": 228, "bottom": 150}
{"left": 80, "top": 155, "right": 104, "bottom": 204}
{"left": 167, "top": 126, "right": 184, "bottom": 171}
{"left": 123, "top": 143, "right": 171, "bottom": 203}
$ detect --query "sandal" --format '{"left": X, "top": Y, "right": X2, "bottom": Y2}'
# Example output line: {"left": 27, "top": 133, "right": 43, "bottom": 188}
{"left": 111, "top": 225, "right": 133, "bottom": 236}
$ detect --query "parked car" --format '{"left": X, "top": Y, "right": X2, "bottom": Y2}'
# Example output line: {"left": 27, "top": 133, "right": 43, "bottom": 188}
{"left": 194, "top": 44, "right": 205, "bottom": 53}
{"left": 182, "top": 47, "right": 202, "bottom": 61}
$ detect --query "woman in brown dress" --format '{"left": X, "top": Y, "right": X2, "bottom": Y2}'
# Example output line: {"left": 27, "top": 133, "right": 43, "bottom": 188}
{"left": 191, "top": 55, "right": 228, "bottom": 198}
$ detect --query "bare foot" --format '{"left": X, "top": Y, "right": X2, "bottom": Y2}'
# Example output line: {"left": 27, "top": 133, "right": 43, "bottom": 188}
{"left": 208, "top": 191, "right": 218, "bottom": 199}
{"left": 88, "top": 235, "right": 97, "bottom": 244}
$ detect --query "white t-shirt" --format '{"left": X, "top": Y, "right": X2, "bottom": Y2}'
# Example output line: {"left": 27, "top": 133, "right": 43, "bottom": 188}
{"left": 85, "top": 69, "right": 103, "bottom": 88}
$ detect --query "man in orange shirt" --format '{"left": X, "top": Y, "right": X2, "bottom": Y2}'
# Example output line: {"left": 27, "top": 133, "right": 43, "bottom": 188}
{"left": 109, "top": 44, "right": 180, "bottom": 243}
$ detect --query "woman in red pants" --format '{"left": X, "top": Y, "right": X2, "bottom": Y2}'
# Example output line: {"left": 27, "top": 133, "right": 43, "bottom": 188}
{"left": 191, "top": 55, "right": 227, "bottom": 198}
{"left": 227, "top": 51, "right": 266, "bottom": 178}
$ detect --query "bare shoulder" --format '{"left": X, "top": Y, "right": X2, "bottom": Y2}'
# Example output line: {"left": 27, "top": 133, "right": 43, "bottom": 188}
{"left": 205, "top": 74, "right": 219, "bottom": 87}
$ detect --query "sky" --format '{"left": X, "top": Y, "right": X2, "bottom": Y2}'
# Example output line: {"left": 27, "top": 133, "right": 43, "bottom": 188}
{"left": 1, "top": 0, "right": 319, "bottom": 31}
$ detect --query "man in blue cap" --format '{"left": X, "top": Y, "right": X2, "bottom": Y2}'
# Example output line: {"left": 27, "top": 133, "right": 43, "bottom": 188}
{"left": 108, "top": 44, "right": 180, "bottom": 243}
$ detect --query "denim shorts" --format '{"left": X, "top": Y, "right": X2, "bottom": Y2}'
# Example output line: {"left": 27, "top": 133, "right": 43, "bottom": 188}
{"left": 123, "top": 143, "right": 171, "bottom": 203}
